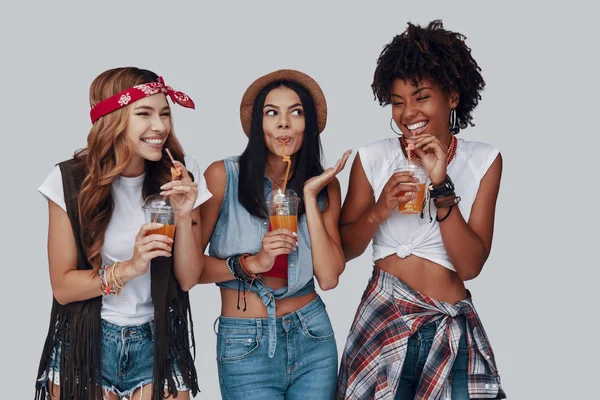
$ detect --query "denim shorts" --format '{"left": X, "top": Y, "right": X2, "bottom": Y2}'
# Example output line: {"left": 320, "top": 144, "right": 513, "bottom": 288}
{"left": 39, "top": 319, "right": 188, "bottom": 397}
{"left": 215, "top": 296, "right": 338, "bottom": 400}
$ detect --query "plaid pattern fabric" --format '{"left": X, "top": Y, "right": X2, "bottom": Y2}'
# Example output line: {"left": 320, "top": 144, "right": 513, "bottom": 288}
{"left": 336, "top": 268, "right": 506, "bottom": 400}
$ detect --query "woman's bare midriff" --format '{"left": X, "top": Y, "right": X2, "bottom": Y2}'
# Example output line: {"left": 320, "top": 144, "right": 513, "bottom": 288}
{"left": 220, "top": 276, "right": 317, "bottom": 318}
{"left": 376, "top": 254, "right": 467, "bottom": 304}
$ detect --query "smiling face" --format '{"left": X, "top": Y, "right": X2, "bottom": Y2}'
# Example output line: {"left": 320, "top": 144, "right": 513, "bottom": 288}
{"left": 262, "top": 85, "right": 306, "bottom": 158}
{"left": 391, "top": 78, "right": 459, "bottom": 139}
{"left": 125, "top": 93, "right": 172, "bottom": 163}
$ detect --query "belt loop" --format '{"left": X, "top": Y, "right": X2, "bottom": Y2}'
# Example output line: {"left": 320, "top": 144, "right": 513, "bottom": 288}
{"left": 150, "top": 319, "right": 155, "bottom": 339}
{"left": 213, "top": 317, "right": 220, "bottom": 335}
{"left": 256, "top": 319, "right": 262, "bottom": 340}
{"left": 296, "top": 305, "right": 307, "bottom": 330}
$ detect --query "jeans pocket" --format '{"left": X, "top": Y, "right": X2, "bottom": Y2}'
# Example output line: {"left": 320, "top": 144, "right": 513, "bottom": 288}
{"left": 218, "top": 332, "right": 260, "bottom": 363}
{"left": 302, "top": 309, "right": 335, "bottom": 342}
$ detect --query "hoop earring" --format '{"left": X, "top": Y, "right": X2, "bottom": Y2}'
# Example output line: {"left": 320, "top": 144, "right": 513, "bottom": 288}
{"left": 449, "top": 108, "right": 457, "bottom": 132}
{"left": 390, "top": 117, "right": 402, "bottom": 136}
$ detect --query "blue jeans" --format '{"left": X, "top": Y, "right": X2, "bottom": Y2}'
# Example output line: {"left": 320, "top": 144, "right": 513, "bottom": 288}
{"left": 395, "top": 316, "right": 469, "bottom": 399}
{"left": 216, "top": 296, "right": 338, "bottom": 400}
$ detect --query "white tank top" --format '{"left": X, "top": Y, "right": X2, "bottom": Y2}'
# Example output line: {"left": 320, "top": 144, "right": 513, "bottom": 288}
{"left": 359, "top": 137, "right": 499, "bottom": 271}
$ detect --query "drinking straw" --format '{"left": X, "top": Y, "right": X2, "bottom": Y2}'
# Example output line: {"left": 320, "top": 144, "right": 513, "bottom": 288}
{"left": 165, "top": 148, "right": 182, "bottom": 180}
{"left": 281, "top": 140, "right": 292, "bottom": 193}
{"left": 165, "top": 148, "right": 177, "bottom": 165}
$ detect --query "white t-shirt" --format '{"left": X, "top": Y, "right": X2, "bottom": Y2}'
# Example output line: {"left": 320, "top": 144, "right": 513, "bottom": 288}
{"left": 38, "top": 156, "right": 212, "bottom": 326}
{"left": 359, "top": 137, "right": 499, "bottom": 272}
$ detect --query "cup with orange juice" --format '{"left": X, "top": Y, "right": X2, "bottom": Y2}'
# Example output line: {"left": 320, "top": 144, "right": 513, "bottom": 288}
{"left": 142, "top": 194, "right": 177, "bottom": 239}
{"left": 268, "top": 189, "right": 299, "bottom": 233}
{"left": 395, "top": 159, "right": 429, "bottom": 214}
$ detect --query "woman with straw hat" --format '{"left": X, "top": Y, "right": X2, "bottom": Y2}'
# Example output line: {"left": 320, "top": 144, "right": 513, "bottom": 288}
{"left": 198, "top": 69, "right": 351, "bottom": 399}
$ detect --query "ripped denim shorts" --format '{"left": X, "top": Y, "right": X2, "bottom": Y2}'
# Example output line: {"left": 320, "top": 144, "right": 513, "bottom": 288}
{"left": 38, "top": 319, "right": 188, "bottom": 398}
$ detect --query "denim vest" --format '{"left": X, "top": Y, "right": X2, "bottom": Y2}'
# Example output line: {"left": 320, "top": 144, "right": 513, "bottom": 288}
{"left": 209, "top": 156, "right": 324, "bottom": 357}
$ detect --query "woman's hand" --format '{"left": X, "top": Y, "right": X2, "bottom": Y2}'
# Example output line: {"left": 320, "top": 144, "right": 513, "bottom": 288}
{"left": 160, "top": 160, "right": 198, "bottom": 219}
{"left": 372, "top": 171, "right": 420, "bottom": 223}
{"left": 127, "top": 223, "right": 173, "bottom": 276}
{"left": 405, "top": 134, "right": 449, "bottom": 185}
{"left": 303, "top": 150, "right": 352, "bottom": 198}
{"left": 246, "top": 228, "right": 297, "bottom": 274}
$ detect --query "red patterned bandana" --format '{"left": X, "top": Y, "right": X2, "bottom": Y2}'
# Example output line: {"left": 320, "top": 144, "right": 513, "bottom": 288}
{"left": 90, "top": 77, "right": 195, "bottom": 123}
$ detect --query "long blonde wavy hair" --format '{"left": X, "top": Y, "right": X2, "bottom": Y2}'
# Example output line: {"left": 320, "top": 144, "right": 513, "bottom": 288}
{"left": 75, "top": 67, "right": 186, "bottom": 269}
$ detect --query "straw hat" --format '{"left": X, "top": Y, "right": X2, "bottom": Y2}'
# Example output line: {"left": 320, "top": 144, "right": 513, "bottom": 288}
{"left": 239, "top": 69, "right": 327, "bottom": 136}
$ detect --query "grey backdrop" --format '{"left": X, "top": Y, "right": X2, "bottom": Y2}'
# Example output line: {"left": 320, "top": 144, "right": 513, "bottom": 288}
{"left": 1, "top": 1, "right": 597, "bottom": 398}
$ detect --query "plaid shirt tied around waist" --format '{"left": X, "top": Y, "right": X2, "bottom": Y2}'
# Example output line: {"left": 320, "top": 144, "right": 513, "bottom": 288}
{"left": 336, "top": 268, "right": 506, "bottom": 400}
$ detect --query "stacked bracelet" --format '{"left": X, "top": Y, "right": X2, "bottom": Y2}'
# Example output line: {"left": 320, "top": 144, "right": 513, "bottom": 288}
{"left": 98, "top": 267, "right": 114, "bottom": 298}
{"left": 225, "top": 254, "right": 260, "bottom": 312}
{"left": 98, "top": 261, "right": 126, "bottom": 299}
{"left": 429, "top": 175, "right": 456, "bottom": 198}
{"left": 428, "top": 175, "right": 461, "bottom": 222}
{"left": 226, "top": 254, "right": 256, "bottom": 282}
{"left": 110, "top": 262, "right": 123, "bottom": 295}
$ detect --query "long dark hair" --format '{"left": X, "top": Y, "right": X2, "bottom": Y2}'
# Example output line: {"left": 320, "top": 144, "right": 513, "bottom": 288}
{"left": 238, "top": 80, "right": 325, "bottom": 218}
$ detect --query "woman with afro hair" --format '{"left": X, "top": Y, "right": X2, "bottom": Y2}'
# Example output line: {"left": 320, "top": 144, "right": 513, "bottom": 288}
{"left": 336, "top": 20, "right": 506, "bottom": 399}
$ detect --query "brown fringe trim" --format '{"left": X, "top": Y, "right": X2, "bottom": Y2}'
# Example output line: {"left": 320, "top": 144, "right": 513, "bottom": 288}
{"left": 151, "top": 256, "right": 200, "bottom": 399}
{"left": 35, "top": 298, "right": 103, "bottom": 400}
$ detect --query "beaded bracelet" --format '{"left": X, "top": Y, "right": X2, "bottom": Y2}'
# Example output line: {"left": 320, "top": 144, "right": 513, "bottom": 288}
{"left": 225, "top": 257, "right": 236, "bottom": 278}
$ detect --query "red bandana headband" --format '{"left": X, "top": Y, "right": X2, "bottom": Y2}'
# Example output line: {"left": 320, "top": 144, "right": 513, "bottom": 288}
{"left": 90, "top": 77, "right": 195, "bottom": 123}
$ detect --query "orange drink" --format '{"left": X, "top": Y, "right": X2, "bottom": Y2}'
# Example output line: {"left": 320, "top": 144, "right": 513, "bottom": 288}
{"left": 269, "top": 215, "right": 298, "bottom": 233}
{"left": 398, "top": 183, "right": 426, "bottom": 214}
{"left": 148, "top": 223, "right": 176, "bottom": 239}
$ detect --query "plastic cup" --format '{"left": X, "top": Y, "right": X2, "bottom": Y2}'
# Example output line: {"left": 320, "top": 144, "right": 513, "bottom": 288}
{"left": 142, "top": 195, "right": 177, "bottom": 239}
{"left": 395, "top": 160, "right": 428, "bottom": 214}
{"left": 268, "top": 189, "right": 299, "bottom": 233}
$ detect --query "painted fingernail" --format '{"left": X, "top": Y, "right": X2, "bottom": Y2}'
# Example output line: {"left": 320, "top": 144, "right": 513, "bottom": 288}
{"left": 160, "top": 184, "right": 168, "bottom": 189}
{"left": 292, "top": 232, "right": 298, "bottom": 237}
{"left": 296, "top": 241, "right": 299, "bottom": 246}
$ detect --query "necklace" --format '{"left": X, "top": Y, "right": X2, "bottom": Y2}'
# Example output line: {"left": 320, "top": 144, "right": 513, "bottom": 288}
{"left": 400, "top": 135, "right": 458, "bottom": 165}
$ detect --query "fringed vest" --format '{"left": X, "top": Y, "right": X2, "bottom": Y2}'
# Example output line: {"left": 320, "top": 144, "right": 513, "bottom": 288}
{"left": 35, "top": 158, "right": 199, "bottom": 399}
